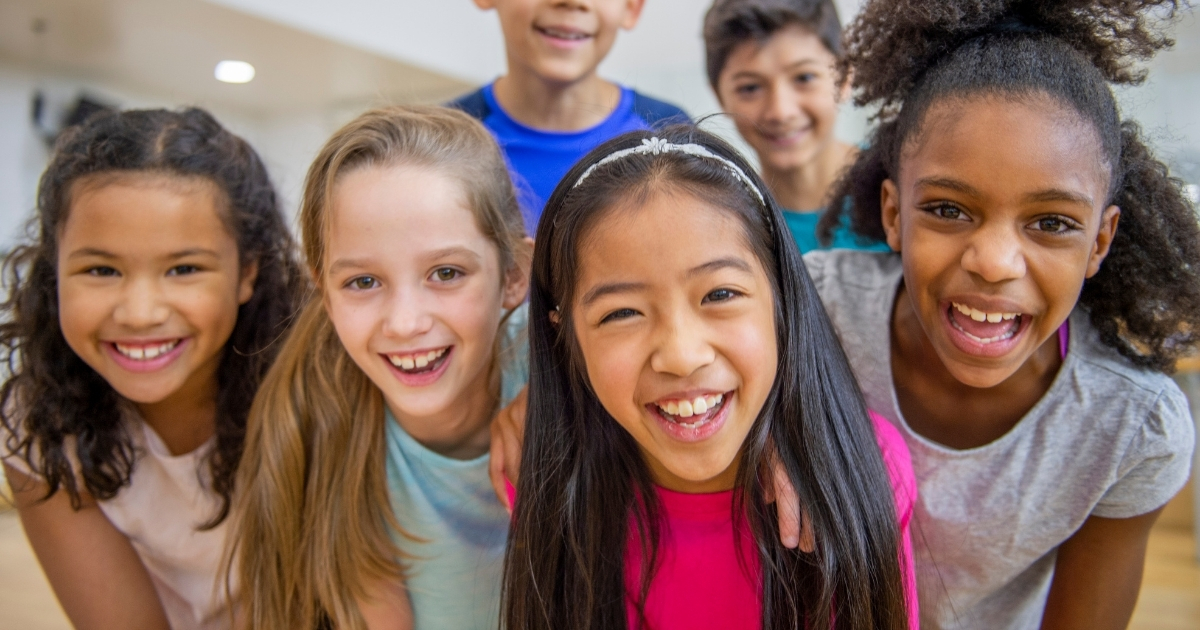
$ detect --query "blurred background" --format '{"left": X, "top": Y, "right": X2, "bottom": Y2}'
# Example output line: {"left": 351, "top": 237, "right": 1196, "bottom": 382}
{"left": 0, "top": 1, "right": 1196, "bottom": 628}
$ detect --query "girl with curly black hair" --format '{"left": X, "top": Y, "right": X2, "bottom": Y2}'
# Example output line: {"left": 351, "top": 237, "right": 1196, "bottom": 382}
{"left": 796, "top": 0, "right": 1199, "bottom": 627}
{"left": 1, "top": 108, "right": 306, "bottom": 629}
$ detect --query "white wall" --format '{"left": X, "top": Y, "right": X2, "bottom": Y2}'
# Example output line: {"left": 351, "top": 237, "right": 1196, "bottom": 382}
{"left": 0, "top": 59, "right": 348, "bottom": 248}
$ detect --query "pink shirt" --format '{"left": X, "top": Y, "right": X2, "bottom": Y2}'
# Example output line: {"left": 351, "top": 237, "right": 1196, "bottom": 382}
{"left": 622, "top": 411, "right": 919, "bottom": 630}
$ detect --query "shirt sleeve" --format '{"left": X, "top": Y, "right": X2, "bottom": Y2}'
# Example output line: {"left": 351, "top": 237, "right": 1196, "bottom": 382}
{"left": 1092, "top": 387, "right": 1195, "bottom": 519}
{"left": 868, "top": 411, "right": 920, "bottom": 628}
{"left": 801, "top": 250, "right": 830, "bottom": 296}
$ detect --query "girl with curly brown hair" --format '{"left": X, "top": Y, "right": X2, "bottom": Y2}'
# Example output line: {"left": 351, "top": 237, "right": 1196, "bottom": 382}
{"left": 0, "top": 108, "right": 306, "bottom": 629}
{"left": 796, "top": 0, "right": 1200, "bottom": 627}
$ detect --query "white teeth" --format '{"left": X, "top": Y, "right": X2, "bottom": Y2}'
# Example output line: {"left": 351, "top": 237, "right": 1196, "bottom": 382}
{"left": 388, "top": 348, "right": 447, "bottom": 371}
{"left": 657, "top": 394, "right": 724, "bottom": 419}
{"left": 115, "top": 340, "right": 179, "bottom": 361}
{"left": 953, "top": 303, "right": 1021, "bottom": 324}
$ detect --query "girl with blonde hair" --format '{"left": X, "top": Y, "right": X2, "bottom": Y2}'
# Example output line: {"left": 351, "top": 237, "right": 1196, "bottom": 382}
{"left": 227, "top": 105, "right": 531, "bottom": 630}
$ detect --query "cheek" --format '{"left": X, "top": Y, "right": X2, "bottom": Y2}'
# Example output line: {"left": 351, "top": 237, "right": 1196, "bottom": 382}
{"left": 326, "top": 296, "right": 376, "bottom": 356}
{"left": 56, "top": 281, "right": 104, "bottom": 349}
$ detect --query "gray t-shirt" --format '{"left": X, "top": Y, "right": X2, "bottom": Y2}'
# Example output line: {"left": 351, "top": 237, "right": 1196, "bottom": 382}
{"left": 803, "top": 250, "right": 1195, "bottom": 630}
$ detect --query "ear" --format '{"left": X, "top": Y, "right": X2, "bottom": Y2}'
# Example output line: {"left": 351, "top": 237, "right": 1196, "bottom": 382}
{"left": 1085, "top": 205, "right": 1121, "bottom": 278}
{"left": 548, "top": 309, "right": 561, "bottom": 326}
{"left": 836, "top": 67, "right": 853, "bottom": 104}
{"left": 620, "top": 0, "right": 646, "bottom": 30}
{"left": 880, "top": 179, "right": 902, "bottom": 253}
{"left": 473, "top": 0, "right": 496, "bottom": 10}
{"left": 237, "top": 259, "right": 259, "bottom": 305}
{"left": 502, "top": 236, "right": 534, "bottom": 310}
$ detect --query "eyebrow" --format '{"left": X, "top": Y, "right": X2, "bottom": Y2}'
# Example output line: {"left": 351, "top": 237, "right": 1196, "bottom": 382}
{"left": 729, "top": 60, "right": 822, "bottom": 82}
{"left": 579, "top": 258, "right": 753, "bottom": 306}
{"left": 67, "top": 247, "right": 220, "bottom": 260}
{"left": 325, "top": 246, "right": 484, "bottom": 277}
{"left": 914, "top": 177, "right": 1094, "bottom": 207}
{"left": 1022, "top": 189, "right": 1095, "bottom": 207}
{"left": 914, "top": 176, "right": 983, "bottom": 198}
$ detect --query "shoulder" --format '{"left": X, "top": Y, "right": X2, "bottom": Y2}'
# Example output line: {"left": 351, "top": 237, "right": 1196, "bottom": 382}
{"left": 629, "top": 90, "right": 691, "bottom": 128}
{"left": 868, "top": 411, "right": 916, "bottom": 517}
{"left": 802, "top": 249, "right": 901, "bottom": 301}
{"left": 446, "top": 87, "right": 492, "bottom": 121}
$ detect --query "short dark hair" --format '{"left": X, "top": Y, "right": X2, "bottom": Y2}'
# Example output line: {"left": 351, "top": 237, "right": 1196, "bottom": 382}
{"left": 703, "top": 0, "right": 844, "bottom": 90}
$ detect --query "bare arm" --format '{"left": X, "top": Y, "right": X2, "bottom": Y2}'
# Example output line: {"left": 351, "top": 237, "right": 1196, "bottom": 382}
{"left": 5, "top": 463, "right": 170, "bottom": 630}
{"left": 1039, "top": 508, "right": 1163, "bottom": 630}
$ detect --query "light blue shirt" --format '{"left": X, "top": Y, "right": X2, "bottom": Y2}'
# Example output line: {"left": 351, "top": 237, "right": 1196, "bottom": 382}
{"left": 385, "top": 306, "right": 528, "bottom": 630}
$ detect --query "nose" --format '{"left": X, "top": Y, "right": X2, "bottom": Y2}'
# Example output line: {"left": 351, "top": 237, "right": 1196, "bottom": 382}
{"left": 382, "top": 284, "right": 436, "bottom": 340}
{"left": 961, "top": 220, "right": 1027, "bottom": 284}
{"left": 762, "top": 80, "right": 799, "bottom": 126}
{"left": 649, "top": 310, "right": 717, "bottom": 378}
{"left": 112, "top": 276, "right": 171, "bottom": 329}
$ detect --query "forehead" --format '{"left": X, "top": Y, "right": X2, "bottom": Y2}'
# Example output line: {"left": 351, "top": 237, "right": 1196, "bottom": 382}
{"left": 326, "top": 165, "right": 495, "bottom": 261}
{"left": 723, "top": 22, "right": 835, "bottom": 73}
{"left": 902, "top": 96, "right": 1111, "bottom": 199}
{"left": 62, "top": 174, "right": 234, "bottom": 250}
{"left": 576, "top": 189, "right": 760, "bottom": 287}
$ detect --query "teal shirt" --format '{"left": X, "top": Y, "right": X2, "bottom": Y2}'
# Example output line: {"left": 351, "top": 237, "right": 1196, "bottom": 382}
{"left": 782, "top": 207, "right": 891, "bottom": 254}
{"left": 385, "top": 306, "right": 528, "bottom": 630}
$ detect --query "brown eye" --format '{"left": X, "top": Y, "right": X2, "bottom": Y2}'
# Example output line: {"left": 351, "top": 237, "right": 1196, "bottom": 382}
{"left": 432, "top": 267, "right": 461, "bottom": 282}
{"left": 347, "top": 276, "right": 378, "bottom": 290}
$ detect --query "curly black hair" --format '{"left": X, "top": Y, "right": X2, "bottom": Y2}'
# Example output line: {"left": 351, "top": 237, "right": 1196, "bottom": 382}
{"left": 0, "top": 108, "right": 308, "bottom": 525}
{"left": 819, "top": 0, "right": 1200, "bottom": 373}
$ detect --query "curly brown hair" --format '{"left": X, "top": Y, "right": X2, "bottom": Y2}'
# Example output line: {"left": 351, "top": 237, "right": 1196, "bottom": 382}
{"left": 819, "top": 0, "right": 1200, "bottom": 372}
{"left": 0, "top": 108, "right": 308, "bottom": 525}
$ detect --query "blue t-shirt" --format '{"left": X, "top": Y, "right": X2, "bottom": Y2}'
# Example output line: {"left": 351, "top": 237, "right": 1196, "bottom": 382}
{"left": 783, "top": 206, "right": 891, "bottom": 254}
{"left": 450, "top": 84, "right": 689, "bottom": 232}
{"left": 385, "top": 306, "right": 528, "bottom": 630}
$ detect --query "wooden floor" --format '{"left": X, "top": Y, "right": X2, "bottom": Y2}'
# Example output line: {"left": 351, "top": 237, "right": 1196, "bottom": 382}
{"left": 0, "top": 505, "right": 1196, "bottom": 630}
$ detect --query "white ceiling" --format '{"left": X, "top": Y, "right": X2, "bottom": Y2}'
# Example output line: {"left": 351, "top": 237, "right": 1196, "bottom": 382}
{"left": 0, "top": 0, "right": 474, "bottom": 116}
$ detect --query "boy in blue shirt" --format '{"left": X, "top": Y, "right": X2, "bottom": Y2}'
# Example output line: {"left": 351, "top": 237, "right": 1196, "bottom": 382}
{"left": 454, "top": 0, "right": 689, "bottom": 231}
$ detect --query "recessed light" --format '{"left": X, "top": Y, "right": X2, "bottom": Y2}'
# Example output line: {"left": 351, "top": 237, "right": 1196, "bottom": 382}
{"left": 214, "top": 60, "right": 255, "bottom": 84}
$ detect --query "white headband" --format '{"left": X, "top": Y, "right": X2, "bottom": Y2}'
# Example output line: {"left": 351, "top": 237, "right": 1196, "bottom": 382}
{"left": 571, "top": 137, "right": 766, "bottom": 206}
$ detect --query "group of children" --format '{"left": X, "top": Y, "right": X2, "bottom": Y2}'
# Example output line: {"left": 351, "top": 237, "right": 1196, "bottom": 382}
{"left": 1, "top": 0, "right": 1196, "bottom": 629}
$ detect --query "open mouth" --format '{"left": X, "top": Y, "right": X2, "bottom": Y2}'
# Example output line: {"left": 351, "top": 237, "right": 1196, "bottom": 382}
{"left": 948, "top": 302, "right": 1023, "bottom": 345}
{"left": 112, "top": 339, "right": 181, "bottom": 360}
{"left": 652, "top": 393, "right": 727, "bottom": 430}
{"left": 386, "top": 347, "right": 451, "bottom": 375}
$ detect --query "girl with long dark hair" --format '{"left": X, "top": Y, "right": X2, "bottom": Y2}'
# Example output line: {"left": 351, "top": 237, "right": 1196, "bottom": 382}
{"left": 802, "top": 0, "right": 1199, "bottom": 627}
{"left": 0, "top": 107, "right": 306, "bottom": 629}
{"left": 504, "top": 125, "right": 917, "bottom": 630}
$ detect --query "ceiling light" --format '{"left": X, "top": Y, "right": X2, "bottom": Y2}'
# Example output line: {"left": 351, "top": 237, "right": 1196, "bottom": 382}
{"left": 214, "top": 60, "right": 255, "bottom": 84}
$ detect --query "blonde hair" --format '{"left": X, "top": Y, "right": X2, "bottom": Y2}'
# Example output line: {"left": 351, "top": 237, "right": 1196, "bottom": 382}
{"left": 226, "top": 106, "right": 526, "bottom": 629}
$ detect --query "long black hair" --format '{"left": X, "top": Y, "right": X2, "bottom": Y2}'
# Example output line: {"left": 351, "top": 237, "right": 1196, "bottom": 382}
{"left": 503, "top": 125, "right": 908, "bottom": 630}
{"left": 0, "top": 107, "right": 307, "bottom": 525}
{"left": 819, "top": 0, "right": 1200, "bottom": 373}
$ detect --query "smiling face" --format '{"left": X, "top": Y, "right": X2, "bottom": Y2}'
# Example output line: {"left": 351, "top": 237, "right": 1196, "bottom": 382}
{"left": 570, "top": 190, "right": 777, "bottom": 493}
{"left": 56, "top": 174, "right": 255, "bottom": 408}
{"left": 716, "top": 23, "right": 844, "bottom": 177}
{"left": 475, "top": 0, "right": 644, "bottom": 85}
{"left": 323, "top": 165, "right": 528, "bottom": 457}
{"left": 883, "top": 96, "right": 1119, "bottom": 388}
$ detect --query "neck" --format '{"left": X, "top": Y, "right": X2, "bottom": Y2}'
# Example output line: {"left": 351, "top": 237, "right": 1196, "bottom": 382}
{"left": 387, "top": 376, "right": 497, "bottom": 460}
{"left": 763, "top": 140, "right": 855, "bottom": 212}
{"left": 889, "top": 283, "right": 1062, "bottom": 449}
{"left": 492, "top": 67, "right": 620, "bottom": 131}
{"left": 134, "top": 359, "right": 219, "bottom": 457}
